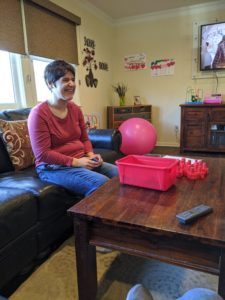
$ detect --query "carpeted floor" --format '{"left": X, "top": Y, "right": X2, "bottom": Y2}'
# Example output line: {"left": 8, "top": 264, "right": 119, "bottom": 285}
{"left": 9, "top": 236, "right": 218, "bottom": 300}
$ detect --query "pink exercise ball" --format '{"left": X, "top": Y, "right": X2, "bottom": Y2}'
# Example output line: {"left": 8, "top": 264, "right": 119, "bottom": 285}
{"left": 119, "top": 118, "right": 157, "bottom": 155}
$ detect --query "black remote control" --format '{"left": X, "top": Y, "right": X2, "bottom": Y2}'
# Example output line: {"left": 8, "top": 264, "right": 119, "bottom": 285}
{"left": 176, "top": 204, "right": 213, "bottom": 224}
{"left": 91, "top": 157, "right": 98, "bottom": 162}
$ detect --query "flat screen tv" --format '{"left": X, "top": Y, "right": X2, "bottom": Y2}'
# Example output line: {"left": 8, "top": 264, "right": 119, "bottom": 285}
{"left": 200, "top": 21, "right": 225, "bottom": 71}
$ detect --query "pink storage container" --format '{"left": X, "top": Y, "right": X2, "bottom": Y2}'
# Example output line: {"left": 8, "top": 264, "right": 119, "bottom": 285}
{"left": 116, "top": 155, "right": 179, "bottom": 191}
{"left": 203, "top": 99, "right": 222, "bottom": 104}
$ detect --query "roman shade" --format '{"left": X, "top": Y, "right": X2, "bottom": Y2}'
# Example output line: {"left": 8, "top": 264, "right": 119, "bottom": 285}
{"left": 23, "top": 0, "right": 81, "bottom": 64}
{"left": 0, "top": 0, "right": 81, "bottom": 64}
{"left": 0, "top": 0, "right": 25, "bottom": 54}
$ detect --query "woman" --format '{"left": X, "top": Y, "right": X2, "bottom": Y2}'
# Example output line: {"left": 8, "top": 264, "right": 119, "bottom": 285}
{"left": 28, "top": 60, "right": 118, "bottom": 196}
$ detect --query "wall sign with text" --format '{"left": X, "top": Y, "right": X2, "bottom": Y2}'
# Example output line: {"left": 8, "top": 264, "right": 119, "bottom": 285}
{"left": 82, "top": 37, "right": 109, "bottom": 88}
{"left": 124, "top": 53, "right": 147, "bottom": 71}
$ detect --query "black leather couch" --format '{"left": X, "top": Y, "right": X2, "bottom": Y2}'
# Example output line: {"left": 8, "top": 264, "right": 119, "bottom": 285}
{"left": 0, "top": 108, "right": 122, "bottom": 297}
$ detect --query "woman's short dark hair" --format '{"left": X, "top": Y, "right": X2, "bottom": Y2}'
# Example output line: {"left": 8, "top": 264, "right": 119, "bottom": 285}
{"left": 44, "top": 60, "right": 75, "bottom": 88}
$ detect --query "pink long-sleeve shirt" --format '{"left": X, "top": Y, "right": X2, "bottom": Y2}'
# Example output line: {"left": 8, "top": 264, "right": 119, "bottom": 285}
{"left": 28, "top": 101, "right": 93, "bottom": 167}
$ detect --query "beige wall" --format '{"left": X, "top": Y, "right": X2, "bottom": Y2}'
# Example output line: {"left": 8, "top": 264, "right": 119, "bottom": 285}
{"left": 52, "top": 0, "right": 225, "bottom": 146}
{"left": 52, "top": 0, "right": 114, "bottom": 126}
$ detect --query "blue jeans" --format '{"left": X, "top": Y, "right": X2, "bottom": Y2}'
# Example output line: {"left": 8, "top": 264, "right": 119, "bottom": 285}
{"left": 36, "top": 162, "right": 118, "bottom": 196}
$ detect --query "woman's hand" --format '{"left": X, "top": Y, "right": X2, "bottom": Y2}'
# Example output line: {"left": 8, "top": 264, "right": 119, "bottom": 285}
{"left": 87, "top": 153, "right": 103, "bottom": 166}
{"left": 72, "top": 155, "right": 103, "bottom": 169}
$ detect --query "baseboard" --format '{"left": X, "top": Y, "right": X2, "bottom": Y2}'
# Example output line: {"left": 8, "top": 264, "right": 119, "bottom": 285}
{"left": 156, "top": 142, "right": 180, "bottom": 147}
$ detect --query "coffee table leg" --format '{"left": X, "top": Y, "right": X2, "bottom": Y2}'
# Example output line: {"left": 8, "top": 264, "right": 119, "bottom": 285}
{"left": 73, "top": 218, "right": 97, "bottom": 300}
{"left": 218, "top": 249, "right": 225, "bottom": 298}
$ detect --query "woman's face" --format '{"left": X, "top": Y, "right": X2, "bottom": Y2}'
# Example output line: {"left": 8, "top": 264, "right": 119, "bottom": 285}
{"left": 51, "top": 71, "right": 76, "bottom": 101}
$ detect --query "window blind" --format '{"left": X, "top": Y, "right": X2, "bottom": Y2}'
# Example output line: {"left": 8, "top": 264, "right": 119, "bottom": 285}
{"left": 0, "top": 0, "right": 81, "bottom": 64}
{"left": 23, "top": 0, "right": 81, "bottom": 64}
{"left": 0, "top": 0, "right": 25, "bottom": 54}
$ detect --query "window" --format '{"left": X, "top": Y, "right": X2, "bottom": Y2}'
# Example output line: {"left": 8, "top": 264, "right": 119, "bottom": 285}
{"left": 0, "top": 0, "right": 80, "bottom": 108}
{"left": 0, "top": 51, "right": 79, "bottom": 109}
{"left": 0, "top": 50, "right": 16, "bottom": 104}
{"left": 32, "top": 58, "right": 52, "bottom": 102}
{"left": 0, "top": 50, "right": 26, "bottom": 108}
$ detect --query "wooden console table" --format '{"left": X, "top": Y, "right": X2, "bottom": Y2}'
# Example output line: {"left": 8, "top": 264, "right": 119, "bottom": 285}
{"left": 107, "top": 105, "right": 151, "bottom": 129}
{"left": 180, "top": 104, "right": 225, "bottom": 153}
{"left": 68, "top": 156, "right": 225, "bottom": 300}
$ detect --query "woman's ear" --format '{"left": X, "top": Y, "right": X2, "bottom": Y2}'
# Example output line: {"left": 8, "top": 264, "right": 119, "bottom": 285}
{"left": 47, "top": 81, "right": 53, "bottom": 91}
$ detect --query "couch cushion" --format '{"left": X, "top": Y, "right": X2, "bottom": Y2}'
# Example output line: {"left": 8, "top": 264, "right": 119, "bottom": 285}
{"left": 0, "top": 169, "right": 56, "bottom": 196}
{"left": 0, "top": 187, "right": 37, "bottom": 248}
{"left": 0, "top": 169, "right": 81, "bottom": 220}
{"left": 0, "top": 119, "right": 35, "bottom": 170}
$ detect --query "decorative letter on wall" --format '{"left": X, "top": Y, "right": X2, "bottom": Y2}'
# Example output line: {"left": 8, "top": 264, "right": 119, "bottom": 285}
{"left": 82, "top": 37, "right": 98, "bottom": 88}
{"left": 82, "top": 37, "right": 109, "bottom": 88}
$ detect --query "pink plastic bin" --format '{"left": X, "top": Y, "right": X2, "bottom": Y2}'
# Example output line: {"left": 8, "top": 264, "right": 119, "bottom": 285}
{"left": 116, "top": 155, "right": 179, "bottom": 191}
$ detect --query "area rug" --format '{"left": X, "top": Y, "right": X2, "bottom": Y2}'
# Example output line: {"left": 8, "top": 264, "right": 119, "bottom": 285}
{"left": 10, "top": 237, "right": 218, "bottom": 300}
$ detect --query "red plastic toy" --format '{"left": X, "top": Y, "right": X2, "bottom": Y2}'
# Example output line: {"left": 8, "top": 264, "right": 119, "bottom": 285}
{"left": 177, "top": 158, "right": 208, "bottom": 180}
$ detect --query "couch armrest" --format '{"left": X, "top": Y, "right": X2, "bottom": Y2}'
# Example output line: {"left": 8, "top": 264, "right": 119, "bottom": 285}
{"left": 88, "top": 129, "right": 121, "bottom": 152}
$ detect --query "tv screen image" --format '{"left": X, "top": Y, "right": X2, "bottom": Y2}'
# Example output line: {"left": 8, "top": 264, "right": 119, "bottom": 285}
{"left": 200, "top": 22, "right": 225, "bottom": 71}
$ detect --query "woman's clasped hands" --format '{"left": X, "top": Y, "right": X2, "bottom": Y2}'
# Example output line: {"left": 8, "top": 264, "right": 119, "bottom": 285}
{"left": 72, "top": 154, "right": 103, "bottom": 169}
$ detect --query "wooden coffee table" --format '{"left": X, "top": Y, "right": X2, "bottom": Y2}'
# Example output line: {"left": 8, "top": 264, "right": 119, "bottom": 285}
{"left": 68, "top": 156, "right": 225, "bottom": 300}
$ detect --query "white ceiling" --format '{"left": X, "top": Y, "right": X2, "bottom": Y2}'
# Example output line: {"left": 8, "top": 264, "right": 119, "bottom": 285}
{"left": 82, "top": 0, "right": 220, "bottom": 20}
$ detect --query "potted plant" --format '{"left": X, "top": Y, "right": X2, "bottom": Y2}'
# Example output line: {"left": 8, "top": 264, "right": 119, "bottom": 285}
{"left": 112, "top": 83, "right": 127, "bottom": 106}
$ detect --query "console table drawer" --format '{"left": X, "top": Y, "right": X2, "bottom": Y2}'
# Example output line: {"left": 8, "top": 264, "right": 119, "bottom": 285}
{"left": 114, "top": 113, "right": 150, "bottom": 121}
{"left": 184, "top": 110, "right": 205, "bottom": 120}
{"left": 183, "top": 135, "right": 206, "bottom": 148}
{"left": 133, "top": 106, "right": 151, "bottom": 113}
{"left": 114, "top": 114, "right": 132, "bottom": 121}
{"left": 210, "top": 109, "right": 225, "bottom": 121}
{"left": 113, "top": 121, "right": 124, "bottom": 128}
{"left": 114, "top": 107, "right": 132, "bottom": 114}
{"left": 186, "top": 126, "right": 204, "bottom": 137}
